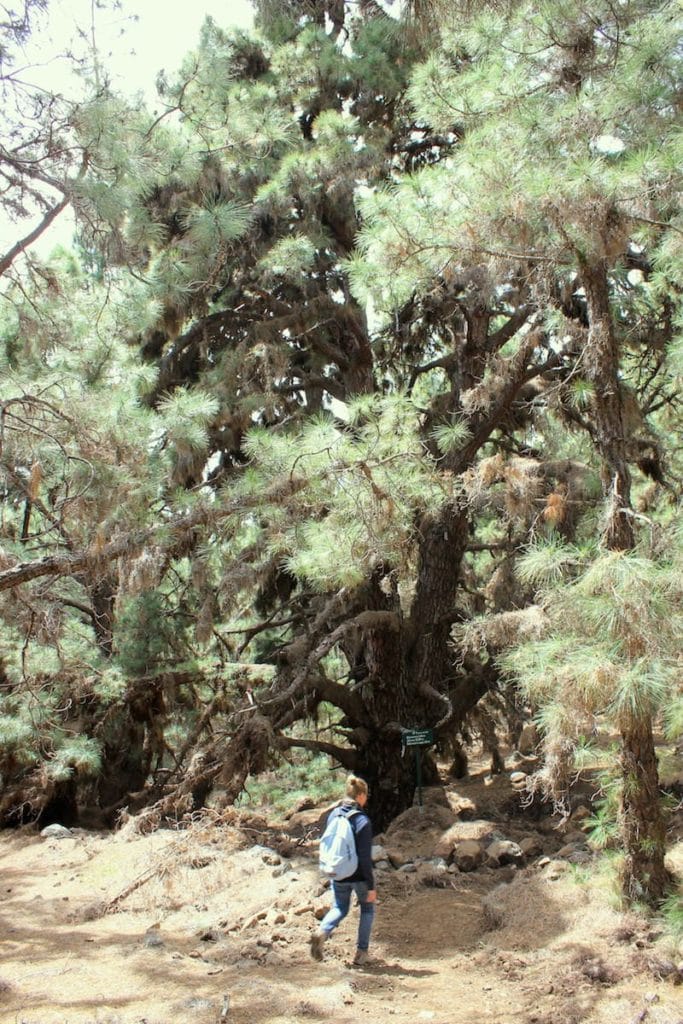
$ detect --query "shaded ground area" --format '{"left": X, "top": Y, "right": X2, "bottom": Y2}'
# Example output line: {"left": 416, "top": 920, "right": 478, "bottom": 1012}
{"left": 0, "top": 768, "right": 681, "bottom": 1024}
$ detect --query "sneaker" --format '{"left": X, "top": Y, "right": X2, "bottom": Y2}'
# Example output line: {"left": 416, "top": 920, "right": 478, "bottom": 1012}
{"left": 309, "top": 931, "right": 326, "bottom": 961}
{"left": 352, "top": 948, "right": 369, "bottom": 966}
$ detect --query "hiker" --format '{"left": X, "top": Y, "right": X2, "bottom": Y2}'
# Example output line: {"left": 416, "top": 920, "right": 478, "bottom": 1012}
{"left": 310, "top": 774, "right": 376, "bottom": 966}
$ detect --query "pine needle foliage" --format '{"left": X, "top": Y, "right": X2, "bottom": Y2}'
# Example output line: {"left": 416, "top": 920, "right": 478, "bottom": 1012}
{"left": 503, "top": 529, "right": 683, "bottom": 785}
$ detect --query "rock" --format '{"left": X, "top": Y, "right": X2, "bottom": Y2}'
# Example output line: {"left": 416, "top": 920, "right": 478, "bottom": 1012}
{"left": 384, "top": 804, "right": 456, "bottom": 866}
{"left": 563, "top": 830, "right": 588, "bottom": 845}
{"left": 417, "top": 786, "right": 452, "bottom": 809}
{"left": 40, "top": 824, "right": 72, "bottom": 840}
{"left": 453, "top": 840, "right": 485, "bottom": 872}
{"left": 485, "top": 840, "right": 524, "bottom": 867}
{"left": 566, "top": 851, "right": 592, "bottom": 864}
{"left": 433, "top": 824, "right": 463, "bottom": 861}
{"left": 415, "top": 861, "right": 450, "bottom": 887}
{"left": 519, "top": 836, "right": 543, "bottom": 858}
{"left": 510, "top": 771, "right": 528, "bottom": 783}
{"left": 371, "top": 844, "right": 389, "bottom": 862}
{"left": 509, "top": 750, "right": 540, "bottom": 768}
{"left": 250, "top": 846, "right": 281, "bottom": 866}
{"left": 518, "top": 722, "right": 540, "bottom": 754}
{"left": 182, "top": 998, "right": 215, "bottom": 1012}
{"left": 545, "top": 859, "right": 569, "bottom": 879}
{"left": 286, "top": 807, "right": 328, "bottom": 834}
{"left": 444, "top": 793, "right": 477, "bottom": 819}
{"left": 397, "top": 862, "right": 417, "bottom": 873}
{"left": 556, "top": 838, "right": 590, "bottom": 862}
{"left": 387, "top": 849, "right": 413, "bottom": 869}
{"left": 239, "top": 940, "right": 266, "bottom": 961}
{"left": 571, "top": 804, "right": 592, "bottom": 822}
{"left": 434, "top": 819, "right": 501, "bottom": 856}
{"left": 644, "top": 956, "right": 678, "bottom": 979}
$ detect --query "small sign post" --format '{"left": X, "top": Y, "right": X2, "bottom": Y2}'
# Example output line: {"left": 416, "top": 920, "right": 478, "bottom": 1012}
{"left": 401, "top": 728, "right": 435, "bottom": 811}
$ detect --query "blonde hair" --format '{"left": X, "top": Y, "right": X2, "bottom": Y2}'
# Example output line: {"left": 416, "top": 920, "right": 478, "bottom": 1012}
{"left": 345, "top": 774, "right": 368, "bottom": 801}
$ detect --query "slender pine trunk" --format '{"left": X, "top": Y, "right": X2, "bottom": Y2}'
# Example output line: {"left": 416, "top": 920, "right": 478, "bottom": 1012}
{"left": 583, "top": 260, "right": 667, "bottom": 905}
{"left": 619, "top": 717, "right": 670, "bottom": 905}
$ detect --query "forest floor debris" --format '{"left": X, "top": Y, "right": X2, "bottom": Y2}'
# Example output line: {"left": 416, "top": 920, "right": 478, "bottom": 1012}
{"left": 0, "top": 765, "right": 681, "bottom": 1024}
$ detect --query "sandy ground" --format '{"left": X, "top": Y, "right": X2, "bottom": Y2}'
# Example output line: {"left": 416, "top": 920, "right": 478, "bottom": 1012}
{"left": 0, "top": 770, "right": 681, "bottom": 1024}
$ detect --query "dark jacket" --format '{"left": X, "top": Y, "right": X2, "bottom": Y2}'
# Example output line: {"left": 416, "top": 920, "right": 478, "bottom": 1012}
{"left": 326, "top": 798, "right": 375, "bottom": 889}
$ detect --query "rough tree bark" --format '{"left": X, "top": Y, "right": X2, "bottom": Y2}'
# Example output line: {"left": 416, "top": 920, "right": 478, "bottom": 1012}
{"left": 583, "top": 259, "right": 668, "bottom": 906}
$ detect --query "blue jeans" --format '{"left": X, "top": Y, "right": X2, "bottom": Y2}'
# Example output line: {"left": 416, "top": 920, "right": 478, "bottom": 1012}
{"left": 320, "top": 880, "right": 375, "bottom": 951}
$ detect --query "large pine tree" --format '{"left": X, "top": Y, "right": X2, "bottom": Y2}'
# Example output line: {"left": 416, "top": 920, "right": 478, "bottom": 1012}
{"left": 0, "top": 0, "right": 680, "bottom": 875}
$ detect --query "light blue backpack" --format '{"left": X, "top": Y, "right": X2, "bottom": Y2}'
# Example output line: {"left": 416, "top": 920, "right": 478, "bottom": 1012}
{"left": 318, "top": 808, "right": 359, "bottom": 880}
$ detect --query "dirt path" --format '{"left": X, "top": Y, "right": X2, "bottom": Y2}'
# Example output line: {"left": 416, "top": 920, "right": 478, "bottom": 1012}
{"left": 0, "top": 784, "right": 681, "bottom": 1024}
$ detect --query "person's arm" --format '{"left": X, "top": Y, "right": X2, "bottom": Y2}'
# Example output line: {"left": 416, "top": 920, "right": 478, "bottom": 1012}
{"left": 354, "top": 816, "right": 375, "bottom": 892}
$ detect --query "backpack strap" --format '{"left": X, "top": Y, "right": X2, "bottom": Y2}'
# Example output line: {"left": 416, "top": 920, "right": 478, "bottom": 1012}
{"left": 333, "top": 802, "right": 362, "bottom": 832}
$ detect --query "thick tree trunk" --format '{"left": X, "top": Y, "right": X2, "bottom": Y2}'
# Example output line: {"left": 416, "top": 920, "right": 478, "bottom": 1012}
{"left": 363, "top": 734, "right": 419, "bottom": 833}
{"left": 343, "top": 576, "right": 418, "bottom": 831}
{"left": 348, "top": 506, "right": 477, "bottom": 832}
{"left": 407, "top": 503, "right": 469, "bottom": 711}
{"left": 619, "top": 716, "right": 669, "bottom": 906}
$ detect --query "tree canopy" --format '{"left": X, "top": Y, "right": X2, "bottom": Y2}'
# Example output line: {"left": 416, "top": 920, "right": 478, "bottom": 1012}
{"left": 0, "top": 0, "right": 680, "bottom": 903}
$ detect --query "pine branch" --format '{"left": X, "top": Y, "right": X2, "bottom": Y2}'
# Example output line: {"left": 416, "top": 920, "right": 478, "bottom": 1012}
{"left": 276, "top": 734, "right": 358, "bottom": 769}
{"left": 0, "top": 195, "right": 69, "bottom": 277}
{"left": 0, "top": 476, "right": 309, "bottom": 593}
{"left": 261, "top": 608, "right": 401, "bottom": 713}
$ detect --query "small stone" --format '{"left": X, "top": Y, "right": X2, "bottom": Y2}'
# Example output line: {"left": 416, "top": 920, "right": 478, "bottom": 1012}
{"left": 547, "top": 860, "right": 569, "bottom": 879}
{"left": 372, "top": 844, "right": 389, "bottom": 862}
{"left": 183, "top": 998, "right": 214, "bottom": 1011}
{"left": 518, "top": 722, "right": 540, "bottom": 754}
{"left": 563, "top": 831, "right": 587, "bottom": 845}
{"left": 567, "top": 851, "right": 592, "bottom": 864}
{"left": 453, "top": 840, "right": 485, "bottom": 872}
{"left": 510, "top": 771, "right": 528, "bottom": 784}
{"left": 40, "top": 824, "right": 72, "bottom": 840}
{"left": 485, "top": 840, "right": 523, "bottom": 867}
{"left": 557, "top": 843, "right": 580, "bottom": 858}
{"left": 519, "top": 836, "right": 543, "bottom": 858}
{"left": 644, "top": 993, "right": 659, "bottom": 1004}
